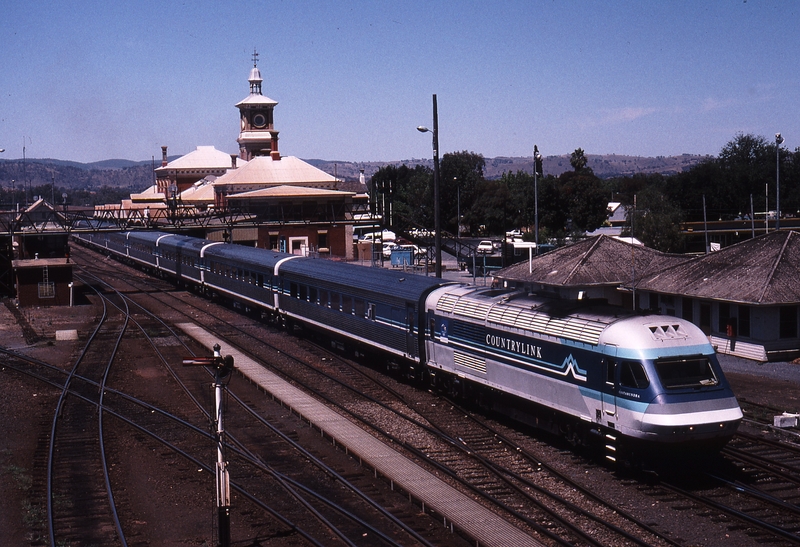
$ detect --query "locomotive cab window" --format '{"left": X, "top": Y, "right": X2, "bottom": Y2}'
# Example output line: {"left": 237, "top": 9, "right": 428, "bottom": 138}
{"left": 655, "top": 357, "right": 718, "bottom": 389}
{"left": 619, "top": 361, "right": 649, "bottom": 389}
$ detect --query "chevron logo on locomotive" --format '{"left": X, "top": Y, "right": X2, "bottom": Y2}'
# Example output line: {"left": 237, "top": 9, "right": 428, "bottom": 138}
{"left": 483, "top": 330, "right": 588, "bottom": 382}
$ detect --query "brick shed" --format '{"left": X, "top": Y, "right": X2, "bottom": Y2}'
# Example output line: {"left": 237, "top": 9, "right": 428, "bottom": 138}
{"left": 12, "top": 258, "right": 74, "bottom": 307}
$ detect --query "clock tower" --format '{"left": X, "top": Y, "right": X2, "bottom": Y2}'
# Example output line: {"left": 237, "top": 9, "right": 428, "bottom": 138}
{"left": 236, "top": 50, "right": 280, "bottom": 161}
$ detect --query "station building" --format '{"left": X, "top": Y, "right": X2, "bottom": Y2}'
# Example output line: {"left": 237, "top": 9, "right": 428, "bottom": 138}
{"left": 101, "top": 52, "right": 363, "bottom": 259}
{"left": 495, "top": 231, "right": 800, "bottom": 362}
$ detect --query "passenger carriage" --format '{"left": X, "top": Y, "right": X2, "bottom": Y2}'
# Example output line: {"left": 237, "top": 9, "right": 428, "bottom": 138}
{"left": 277, "top": 258, "right": 445, "bottom": 365}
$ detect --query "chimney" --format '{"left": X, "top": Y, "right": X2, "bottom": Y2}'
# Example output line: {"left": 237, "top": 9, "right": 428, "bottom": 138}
{"left": 270, "top": 134, "right": 280, "bottom": 160}
{"left": 161, "top": 146, "right": 168, "bottom": 167}
{"left": 230, "top": 155, "right": 238, "bottom": 169}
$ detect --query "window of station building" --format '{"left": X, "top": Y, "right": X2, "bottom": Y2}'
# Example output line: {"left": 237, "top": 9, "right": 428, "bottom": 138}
{"left": 718, "top": 303, "right": 730, "bottom": 333}
{"left": 738, "top": 305, "right": 751, "bottom": 337}
{"left": 699, "top": 302, "right": 711, "bottom": 333}
{"left": 318, "top": 232, "right": 329, "bottom": 251}
{"left": 659, "top": 294, "right": 675, "bottom": 316}
{"left": 682, "top": 297, "right": 693, "bottom": 323}
{"left": 779, "top": 306, "right": 798, "bottom": 339}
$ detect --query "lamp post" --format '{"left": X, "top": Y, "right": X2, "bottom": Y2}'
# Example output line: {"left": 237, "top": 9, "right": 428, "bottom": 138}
{"left": 417, "top": 94, "right": 442, "bottom": 278}
{"left": 533, "top": 145, "right": 542, "bottom": 255}
{"left": 776, "top": 133, "right": 784, "bottom": 230}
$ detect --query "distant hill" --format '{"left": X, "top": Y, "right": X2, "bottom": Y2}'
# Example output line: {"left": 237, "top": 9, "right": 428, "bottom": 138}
{"left": 306, "top": 153, "right": 712, "bottom": 181}
{"left": 0, "top": 153, "right": 712, "bottom": 193}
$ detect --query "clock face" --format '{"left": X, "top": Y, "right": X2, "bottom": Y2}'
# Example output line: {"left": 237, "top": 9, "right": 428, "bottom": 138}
{"left": 252, "top": 113, "right": 267, "bottom": 128}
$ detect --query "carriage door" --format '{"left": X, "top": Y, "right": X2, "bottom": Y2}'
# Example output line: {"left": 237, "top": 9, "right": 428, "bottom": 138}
{"left": 602, "top": 358, "right": 617, "bottom": 418}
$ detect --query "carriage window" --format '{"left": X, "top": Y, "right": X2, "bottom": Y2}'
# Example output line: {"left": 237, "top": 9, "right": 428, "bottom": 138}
{"left": 367, "top": 303, "right": 376, "bottom": 320}
{"left": 655, "top": 357, "right": 717, "bottom": 389}
{"left": 299, "top": 284, "right": 308, "bottom": 301}
{"left": 619, "top": 361, "right": 649, "bottom": 389}
{"left": 309, "top": 287, "right": 318, "bottom": 304}
{"left": 290, "top": 282, "right": 298, "bottom": 298}
{"left": 354, "top": 299, "right": 365, "bottom": 318}
{"left": 319, "top": 289, "right": 328, "bottom": 306}
{"left": 342, "top": 295, "right": 353, "bottom": 314}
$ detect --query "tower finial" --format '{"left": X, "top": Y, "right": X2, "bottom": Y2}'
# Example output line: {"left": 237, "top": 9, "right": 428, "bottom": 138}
{"left": 252, "top": 48, "right": 259, "bottom": 67}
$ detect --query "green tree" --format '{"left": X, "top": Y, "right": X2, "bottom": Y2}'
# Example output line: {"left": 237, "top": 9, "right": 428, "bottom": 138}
{"left": 464, "top": 179, "right": 512, "bottom": 236}
{"left": 559, "top": 149, "right": 609, "bottom": 234}
{"left": 623, "top": 184, "right": 686, "bottom": 252}
{"left": 439, "top": 151, "right": 486, "bottom": 234}
{"left": 371, "top": 164, "right": 433, "bottom": 230}
{"left": 570, "top": 148, "right": 589, "bottom": 171}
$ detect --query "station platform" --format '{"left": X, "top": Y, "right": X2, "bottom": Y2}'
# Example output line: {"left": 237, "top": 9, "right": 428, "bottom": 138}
{"left": 177, "top": 323, "right": 543, "bottom": 547}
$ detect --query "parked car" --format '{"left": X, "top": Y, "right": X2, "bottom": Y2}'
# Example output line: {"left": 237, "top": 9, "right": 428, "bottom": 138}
{"left": 382, "top": 242, "right": 396, "bottom": 258}
{"left": 476, "top": 240, "right": 494, "bottom": 254}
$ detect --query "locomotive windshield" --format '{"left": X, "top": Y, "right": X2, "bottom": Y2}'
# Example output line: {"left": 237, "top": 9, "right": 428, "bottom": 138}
{"left": 654, "top": 357, "right": 718, "bottom": 389}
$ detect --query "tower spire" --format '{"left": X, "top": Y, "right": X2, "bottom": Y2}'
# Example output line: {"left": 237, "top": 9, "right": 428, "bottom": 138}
{"left": 248, "top": 48, "right": 262, "bottom": 95}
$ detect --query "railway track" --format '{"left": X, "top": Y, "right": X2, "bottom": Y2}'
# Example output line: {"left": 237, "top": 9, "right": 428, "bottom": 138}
{"left": 76, "top": 267, "right": 449, "bottom": 546}
{"left": 70, "top": 242, "right": 677, "bottom": 546}
{"left": 64, "top": 241, "right": 800, "bottom": 546}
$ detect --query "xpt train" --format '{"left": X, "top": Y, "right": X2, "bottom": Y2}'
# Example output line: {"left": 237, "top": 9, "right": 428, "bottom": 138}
{"left": 74, "top": 229, "right": 742, "bottom": 458}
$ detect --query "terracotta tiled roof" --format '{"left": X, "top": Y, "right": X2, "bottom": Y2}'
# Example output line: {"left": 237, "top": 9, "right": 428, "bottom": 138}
{"left": 228, "top": 185, "right": 354, "bottom": 199}
{"left": 213, "top": 155, "right": 338, "bottom": 186}
{"left": 496, "top": 235, "right": 689, "bottom": 287}
{"left": 635, "top": 229, "right": 800, "bottom": 305}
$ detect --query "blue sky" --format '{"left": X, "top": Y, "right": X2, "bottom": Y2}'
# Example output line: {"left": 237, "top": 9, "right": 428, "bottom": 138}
{"left": 1, "top": 1, "right": 797, "bottom": 164}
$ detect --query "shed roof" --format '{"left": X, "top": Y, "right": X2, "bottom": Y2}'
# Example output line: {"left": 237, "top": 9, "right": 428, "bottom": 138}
{"left": 496, "top": 235, "right": 689, "bottom": 287}
{"left": 635, "top": 229, "right": 800, "bottom": 305}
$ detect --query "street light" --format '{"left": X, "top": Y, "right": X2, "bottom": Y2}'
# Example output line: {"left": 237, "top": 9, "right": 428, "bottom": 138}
{"left": 776, "top": 133, "right": 784, "bottom": 230}
{"left": 533, "top": 145, "right": 542, "bottom": 255}
{"left": 417, "top": 94, "right": 442, "bottom": 278}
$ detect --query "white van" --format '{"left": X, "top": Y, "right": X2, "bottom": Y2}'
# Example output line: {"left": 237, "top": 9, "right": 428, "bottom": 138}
{"left": 362, "top": 230, "right": 396, "bottom": 243}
